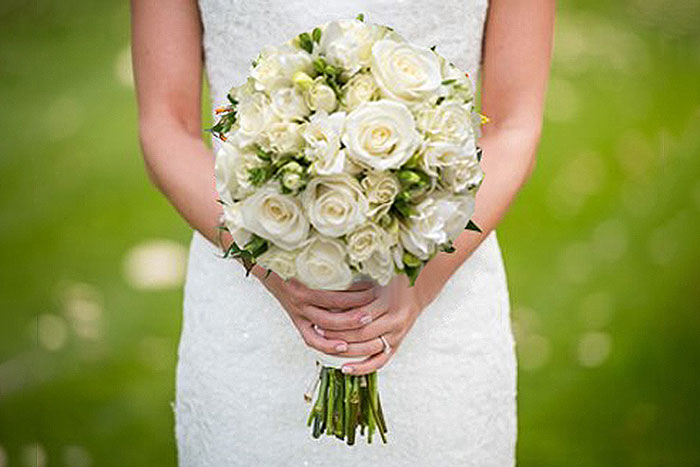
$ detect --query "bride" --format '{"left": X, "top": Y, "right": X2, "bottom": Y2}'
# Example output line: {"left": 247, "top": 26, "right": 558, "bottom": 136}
{"left": 131, "top": 0, "right": 553, "bottom": 465}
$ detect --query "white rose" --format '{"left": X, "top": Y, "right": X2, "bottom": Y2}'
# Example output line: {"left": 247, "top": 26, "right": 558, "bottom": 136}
{"left": 370, "top": 39, "right": 441, "bottom": 105}
{"left": 361, "top": 249, "right": 395, "bottom": 286}
{"left": 251, "top": 44, "right": 313, "bottom": 92}
{"left": 346, "top": 222, "right": 387, "bottom": 264}
{"left": 305, "top": 77, "right": 337, "bottom": 113}
{"left": 416, "top": 100, "right": 474, "bottom": 145}
{"left": 319, "top": 20, "right": 385, "bottom": 76}
{"left": 341, "top": 73, "right": 378, "bottom": 111}
{"left": 235, "top": 92, "right": 275, "bottom": 147}
{"left": 270, "top": 86, "right": 309, "bottom": 120}
{"left": 343, "top": 100, "right": 420, "bottom": 171}
{"left": 361, "top": 171, "right": 400, "bottom": 217}
{"left": 239, "top": 184, "right": 310, "bottom": 250}
{"left": 442, "top": 158, "right": 484, "bottom": 194}
{"left": 295, "top": 236, "right": 353, "bottom": 290}
{"left": 214, "top": 138, "right": 261, "bottom": 203}
{"left": 221, "top": 202, "right": 252, "bottom": 248}
{"left": 263, "top": 120, "right": 304, "bottom": 154}
{"left": 399, "top": 195, "right": 474, "bottom": 260}
{"left": 302, "top": 111, "right": 346, "bottom": 175}
{"left": 256, "top": 246, "right": 297, "bottom": 280}
{"left": 302, "top": 173, "right": 369, "bottom": 237}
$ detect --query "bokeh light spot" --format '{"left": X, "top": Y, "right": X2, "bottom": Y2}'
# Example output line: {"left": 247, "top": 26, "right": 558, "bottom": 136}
{"left": 21, "top": 443, "right": 47, "bottom": 467}
{"left": 37, "top": 314, "right": 68, "bottom": 352}
{"left": 63, "top": 445, "right": 92, "bottom": 467}
{"left": 59, "top": 282, "right": 104, "bottom": 341}
{"left": 577, "top": 332, "right": 612, "bottom": 368}
{"left": 123, "top": 239, "right": 188, "bottom": 290}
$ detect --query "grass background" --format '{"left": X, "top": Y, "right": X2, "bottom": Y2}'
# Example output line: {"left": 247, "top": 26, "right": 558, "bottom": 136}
{"left": 1, "top": 0, "right": 699, "bottom": 465}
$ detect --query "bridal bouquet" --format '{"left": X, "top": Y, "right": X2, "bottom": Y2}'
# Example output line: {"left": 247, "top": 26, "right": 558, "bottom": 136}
{"left": 212, "top": 15, "right": 485, "bottom": 445}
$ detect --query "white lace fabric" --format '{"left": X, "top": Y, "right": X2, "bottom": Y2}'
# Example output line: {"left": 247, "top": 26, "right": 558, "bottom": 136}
{"left": 176, "top": 1, "right": 516, "bottom": 465}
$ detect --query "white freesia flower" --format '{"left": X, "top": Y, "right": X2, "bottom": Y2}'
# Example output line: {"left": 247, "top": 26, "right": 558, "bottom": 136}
{"left": 371, "top": 38, "right": 441, "bottom": 105}
{"left": 263, "top": 120, "right": 304, "bottom": 154}
{"left": 305, "top": 77, "right": 337, "bottom": 113}
{"left": 214, "top": 138, "right": 260, "bottom": 203}
{"left": 270, "top": 86, "right": 310, "bottom": 120}
{"left": 421, "top": 141, "right": 477, "bottom": 175}
{"left": 361, "top": 249, "right": 395, "bottom": 286}
{"left": 256, "top": 246, "right": 298, "bottom": 280}
{"left": 346, "top": 222, "right": 387, "bottom": 264}
{"left": 399, "top": 195, "right": 475, "bottom": 260}
{"left": 302, "top": 173, "right": 369, "bottom": 237}
{"left": 295, "top": 236, "right": 353, "bottom": 290}
{"left": 439, "top": 58, "right": 474, "bottom": 102}
{"left": 235, "top": 92, "right": 275, "bottom": 147}
{"left": 239, "top": 184, "right": 309, "bottom": 250}
{"left": 341, "top": 73, "right": 378, "bottom": 111}
{"left": 361, "top": 171, "right": 400, "bottom": 216}
{"left": 221, "top": 202, "right": 252, "bottom": 248}
{"left": 416, "top": 100, "right": 474, "bottom": 145}
{"left": 319, "top": 19, "right": 385, "bottom": 76}
{"left": 302, "top": 111, "right": 346, "bottom": 175}
{"left": 251, "top": 44, "right": 313, "bottom": 92}
{"left": 343, "top": 100, "right": 420, "bottom": 170}
{"left": 442, "top": 158, "right": 484, "bottom": 193}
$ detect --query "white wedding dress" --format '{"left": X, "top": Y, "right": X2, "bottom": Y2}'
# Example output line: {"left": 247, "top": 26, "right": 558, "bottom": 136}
{"left": 176, "top": 1, "right": 516, "bottom": 465}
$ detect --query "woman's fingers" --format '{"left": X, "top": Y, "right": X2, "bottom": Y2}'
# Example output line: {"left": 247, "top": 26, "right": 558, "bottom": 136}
{"left": 340, "top": 340, "right": 395, "bottom": 375}
{"left": 316, "top": 311, "right": 396, "bottom": 342}
{"left": 301, "top": 305, "right": 372, "bottom": 331}
{"left": 288, "top": 278, "right": 379, "bottom": 310}
{"left": 297, "top": 319, "right": 349, "bottom": 354}
{"left": 334, "top": 335, "right": 386, "bottom": 357}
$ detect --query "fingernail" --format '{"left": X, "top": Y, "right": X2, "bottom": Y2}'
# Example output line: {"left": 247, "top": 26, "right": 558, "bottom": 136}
{"left": 360, "top": 314, "right": 372, "bottom": 325}
{"left": 314, "top": 326, "right": 325, "bottom": 336}
{"left": 342, "top": 366, "right": 353, "bottom": 374}
{"left": 335, "top": 342, "right": 348, "bottom": 352}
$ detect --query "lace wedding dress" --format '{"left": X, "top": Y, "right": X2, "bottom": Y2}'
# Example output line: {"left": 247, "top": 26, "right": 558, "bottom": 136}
{"left": 176, "top": 1, "right": 516, "bottom": 465}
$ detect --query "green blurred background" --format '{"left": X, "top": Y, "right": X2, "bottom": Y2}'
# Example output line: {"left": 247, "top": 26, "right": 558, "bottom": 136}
{"left": 1, "top": 0, "right": 699, "bottom": 465}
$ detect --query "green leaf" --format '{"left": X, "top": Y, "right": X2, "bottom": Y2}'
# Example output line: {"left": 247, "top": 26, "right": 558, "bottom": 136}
{"left": 435, "top": 96, "right": 445, "bottom": 106}
{"left": 298, "top": 32, "right": 313, "bottom": 54}
{"left": 465, "top": 219, "right": 482, "bottom": 233}
{"left": 404, "top": 265, "right": 420, "bottom": 287}
{"left": 441, "top": 78, "right": 456, "bottom": 85}
{"left": 248, "top": 166, "right": 272, "bottom": 186}
{"left": 226, "top": 94, "right": 239, "bottom": 106}
{"left": 402, "top": 252, "right": 422, "bottom": 268}
{"left": 430, "top": 45, "right": 437, "bottom": 52}
{"left": 442, "top": 244, "right": 456, "bottom": 253}
{"left": 312, "top": 27, "right": 322, "bottom": 43}
{"left": 356, "top": 13, "right": 365, "bottom": 22}
{"left": 254, "top": 145, "right": 272, "bottom": 162}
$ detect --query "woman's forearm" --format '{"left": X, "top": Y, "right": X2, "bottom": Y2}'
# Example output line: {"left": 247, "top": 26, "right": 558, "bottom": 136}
{"left": 414, "top": 125, "right": 540, "bottom": 308}
{"left": 139, "top": 119, "right": 226, "bottom": 247}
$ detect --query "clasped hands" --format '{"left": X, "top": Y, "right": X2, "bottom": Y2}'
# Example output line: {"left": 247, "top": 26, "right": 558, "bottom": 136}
{"left": 258, "top": 269, "right": 423, "bottom": 376}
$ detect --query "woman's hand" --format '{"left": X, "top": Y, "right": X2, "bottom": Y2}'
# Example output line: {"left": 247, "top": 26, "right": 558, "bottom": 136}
{"left": 255, "top": 268, "right": 392, "bottom": 358}
{"left": 311, "top": 275, "right": 427, "bottom": 376}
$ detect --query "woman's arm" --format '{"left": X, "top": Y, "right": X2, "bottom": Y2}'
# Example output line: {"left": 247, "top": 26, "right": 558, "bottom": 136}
{"left": 319, "top": 0, "right": 556, "bottom": 375}
{"left": 130, "top": 0, "right": 224, "bottom": 247}
{"left": 130, "top": 0, "right": 384, "bottom": 355}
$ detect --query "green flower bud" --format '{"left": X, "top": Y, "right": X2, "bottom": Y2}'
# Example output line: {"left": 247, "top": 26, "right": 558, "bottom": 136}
{"left": 403, "top": 252, "right": 422, "bottom": 268}
{"left": 292, "top": 71, "right": 314, "bottom": 90}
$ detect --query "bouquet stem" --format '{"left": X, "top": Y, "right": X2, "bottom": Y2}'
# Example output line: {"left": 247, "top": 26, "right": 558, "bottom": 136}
{"left": 307, "top": 366, "right": 388, "bottom": 445}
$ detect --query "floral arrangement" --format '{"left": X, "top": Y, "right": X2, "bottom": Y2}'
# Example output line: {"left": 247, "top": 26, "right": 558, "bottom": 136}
{"left": 212, "top": 15, "right": 485, "bottom": 445}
